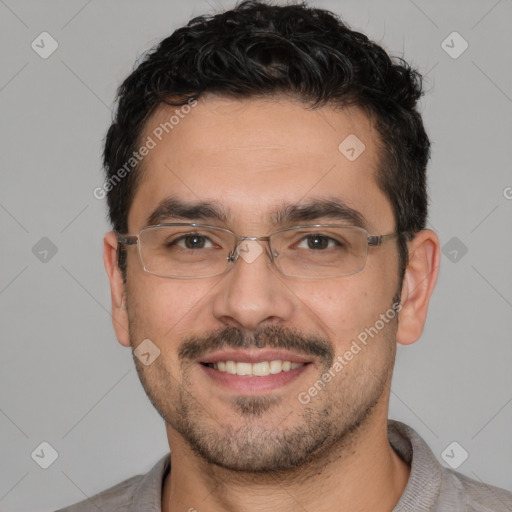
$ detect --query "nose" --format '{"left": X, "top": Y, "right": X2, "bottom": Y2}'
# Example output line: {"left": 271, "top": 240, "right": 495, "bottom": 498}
{"left": 211, "top": 240, "right": 295, "bottom": 331}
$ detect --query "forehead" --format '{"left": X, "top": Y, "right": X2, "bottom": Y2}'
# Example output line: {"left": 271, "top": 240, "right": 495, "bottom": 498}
{"left": 128, "top": 96, "right": 393, "bottom": 232}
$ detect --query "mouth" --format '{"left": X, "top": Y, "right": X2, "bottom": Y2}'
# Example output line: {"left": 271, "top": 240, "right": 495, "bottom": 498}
{"left": 198, "top": 350, "right": 313, "bottom": 394}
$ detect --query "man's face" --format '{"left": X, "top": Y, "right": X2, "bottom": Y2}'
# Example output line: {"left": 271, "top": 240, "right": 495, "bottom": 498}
{"left": 122, "top": 96, "right": 401, "bottom": 472}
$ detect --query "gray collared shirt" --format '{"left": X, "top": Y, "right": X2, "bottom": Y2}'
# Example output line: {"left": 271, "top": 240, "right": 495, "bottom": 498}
{"left": 56, "top": 420, "right": 512, "bottom": 511}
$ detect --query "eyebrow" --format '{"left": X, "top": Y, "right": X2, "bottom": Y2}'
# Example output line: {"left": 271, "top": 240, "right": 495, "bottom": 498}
{"left": 146, "top": 197, "right": 228, "bottom": 226}
{"left": 145, "top": 196, "right": 367, "bottom": 230}
{"left": 271, "top": 198, "right": 368, "bottom": 229}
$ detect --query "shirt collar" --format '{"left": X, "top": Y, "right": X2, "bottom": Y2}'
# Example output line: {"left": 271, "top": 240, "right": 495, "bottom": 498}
{"left": 131, "top": 453, "right": 170, "bottom": 511}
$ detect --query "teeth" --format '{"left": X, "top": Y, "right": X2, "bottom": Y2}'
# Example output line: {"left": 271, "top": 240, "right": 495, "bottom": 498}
{"left": 270, "top": 360, "right": 282, "bottom": 374}
{"left": 236, "top": 362, "right": 252, "bottom": 376}
{"left": 211, "top": 360, "right": 305, "bottom": 377}
{"left": 252, "top": 361, "right": 270, "bottom": 376}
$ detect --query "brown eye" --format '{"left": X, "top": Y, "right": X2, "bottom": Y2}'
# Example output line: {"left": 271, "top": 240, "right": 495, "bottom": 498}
{"left": 170, "top": 234, "right": 214, "bottom": 250}
{"left": 298, "top": 234, "right": 338, "bottom": 250}
{"left": 183, "top": 235, "right": 207, "bottom": 249}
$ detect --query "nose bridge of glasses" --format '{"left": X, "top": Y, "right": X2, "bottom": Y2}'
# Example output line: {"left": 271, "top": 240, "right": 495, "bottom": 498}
{"left": 228, "top": 235, "right": 275, "bottom": 265}
{"left": 237, "top": 235, "right": 271, "bottom": 242}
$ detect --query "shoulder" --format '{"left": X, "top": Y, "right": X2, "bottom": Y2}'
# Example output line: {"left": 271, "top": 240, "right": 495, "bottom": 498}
{"left": 54, "top": 454, "right": 170, "bottom": 512}
{"left": 54, "top": 473, "right": 142, "bottom": 511}
{"left": 388, "top": 420, "right": 512, "bottom": 512}
{"left": 446, "top": 470, "right": 512, "bottom": 512}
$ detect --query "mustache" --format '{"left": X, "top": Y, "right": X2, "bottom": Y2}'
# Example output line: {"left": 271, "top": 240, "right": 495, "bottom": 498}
{"left": 178, "top": 325, "right": 334, "bottom": 367}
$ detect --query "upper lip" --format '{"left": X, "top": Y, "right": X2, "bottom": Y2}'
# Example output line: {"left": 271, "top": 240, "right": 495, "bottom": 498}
{"left": 199, "top": 349, "right": 312, "bottom": 364}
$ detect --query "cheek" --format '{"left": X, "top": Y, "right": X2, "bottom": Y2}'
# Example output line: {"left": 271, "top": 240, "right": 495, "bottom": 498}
{"left": 126, "top": 276, "right": 217, "bottom": 342}
{"left": 294, "top": 273, "right": 397, "bottom": 347}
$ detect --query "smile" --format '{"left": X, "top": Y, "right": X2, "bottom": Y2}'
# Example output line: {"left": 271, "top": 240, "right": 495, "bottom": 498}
{"left": 203, "top": 360, "right": 305, "bottom": 377}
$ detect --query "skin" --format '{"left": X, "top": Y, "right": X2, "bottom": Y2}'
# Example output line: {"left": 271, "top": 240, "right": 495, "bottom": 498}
{"left": 104, "top": 95, "right": 440, "bottom": 512}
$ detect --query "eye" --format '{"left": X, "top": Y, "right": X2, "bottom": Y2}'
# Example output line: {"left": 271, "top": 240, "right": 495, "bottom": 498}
{"left": 297, "top": 234, "right": 340, "bottom": 250}
{"left": 172, "top": 233, "right": 214, "bottom": 250}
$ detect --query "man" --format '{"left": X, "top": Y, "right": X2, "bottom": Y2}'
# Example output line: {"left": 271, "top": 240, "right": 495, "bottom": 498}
{"left": 58, "top": 1, "right": 512, "bottom": 510}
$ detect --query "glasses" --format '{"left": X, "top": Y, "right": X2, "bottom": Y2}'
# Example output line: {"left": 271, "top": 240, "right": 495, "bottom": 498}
{"left": 117, "top": 223, "right": 398, "bottom": 279}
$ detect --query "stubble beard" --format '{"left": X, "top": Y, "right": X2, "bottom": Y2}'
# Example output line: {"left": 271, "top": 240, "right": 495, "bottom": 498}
{"left": 130, "top": 320, "right": 397, "bottom": 476}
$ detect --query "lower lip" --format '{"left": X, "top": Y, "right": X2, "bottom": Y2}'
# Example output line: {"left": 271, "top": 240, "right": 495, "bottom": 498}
{"left": 199, "top": 364, "right": 310, "bottom": 394}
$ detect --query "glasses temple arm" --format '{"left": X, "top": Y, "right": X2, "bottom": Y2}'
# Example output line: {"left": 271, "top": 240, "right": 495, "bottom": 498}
{"left": 116, "top": 233, "right": 138, "bottom": 245}
{"left": 367, "top": 232, "right": 402, "bottom": 247}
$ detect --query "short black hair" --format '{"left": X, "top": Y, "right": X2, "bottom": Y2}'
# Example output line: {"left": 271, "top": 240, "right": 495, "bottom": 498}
{"left": 103, "top": 0, "right": 430, "bottom": 280}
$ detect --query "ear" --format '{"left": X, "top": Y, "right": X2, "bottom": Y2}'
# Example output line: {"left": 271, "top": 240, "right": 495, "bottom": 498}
{"left": 103, "top": 231, "right": 131, "bottom": 347}
{"left": 396, "top": 229, "right": 440, "bottom": 345}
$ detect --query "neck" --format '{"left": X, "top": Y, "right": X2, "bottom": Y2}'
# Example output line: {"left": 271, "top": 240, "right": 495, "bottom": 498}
{"left": 161, "top": 412, "right": 410, "bottom": 512}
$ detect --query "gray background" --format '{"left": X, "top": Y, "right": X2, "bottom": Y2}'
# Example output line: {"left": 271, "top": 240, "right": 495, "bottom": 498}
{"left": 1, "top": 0, "right": 511, "bottom": 510}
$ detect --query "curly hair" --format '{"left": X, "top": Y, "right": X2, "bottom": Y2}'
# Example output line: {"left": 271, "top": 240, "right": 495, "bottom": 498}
{"left": 103, "top": 0, "right": 430, "bottom": 280}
